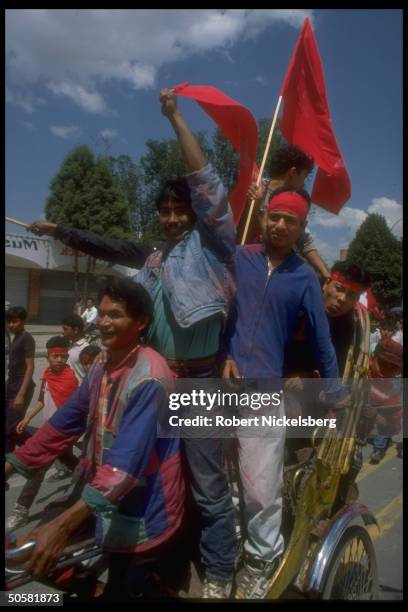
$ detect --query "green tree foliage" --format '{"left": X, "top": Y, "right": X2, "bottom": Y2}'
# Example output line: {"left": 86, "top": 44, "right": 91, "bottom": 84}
{"left": 109, "top": 155, "right": 142, "bottom": 235}
{"left": 212, "top": 128, "right": 239, "bottom": 194}
{"left": 45, "top": 146, "right": 132, "bottom": 297}
{"left": 86, "top": 157, "right": 131, "bottom": 239}
{"left": 348, "top": 213, "right": 402, "bottom": 307}
{"left": 257, "top": 118, "right": 284, "bottom": 174}
{"left": 46, "top": 146, "right": 130, "bottom": 237}
{"left": 45, "top": 146, "right": 95, "bottom": 227}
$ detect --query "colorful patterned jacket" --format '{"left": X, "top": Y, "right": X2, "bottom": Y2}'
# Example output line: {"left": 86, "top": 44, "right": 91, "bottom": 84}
{"left": 7, "top": 345, "right": 185, "bottom": 553}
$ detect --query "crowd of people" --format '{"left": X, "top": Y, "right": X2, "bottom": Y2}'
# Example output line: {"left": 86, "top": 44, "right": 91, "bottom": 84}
{"left": 5, "top": 88, "right": 403, "bottom": 600}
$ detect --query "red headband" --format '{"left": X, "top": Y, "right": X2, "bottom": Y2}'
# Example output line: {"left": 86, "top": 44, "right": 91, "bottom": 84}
{"left": 330, "top": 272, "right": 364, "bottom": 294}
{"left": 267, "top": 192, "right": 309, "bottom": 221}
{"left": 47, "top": 348, "right": 68, "bottom": 355}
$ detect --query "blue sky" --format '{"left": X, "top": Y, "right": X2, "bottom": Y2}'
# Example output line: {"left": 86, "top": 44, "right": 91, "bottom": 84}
{"left": 6, "top": 9, "right": 403, "bottom": 264}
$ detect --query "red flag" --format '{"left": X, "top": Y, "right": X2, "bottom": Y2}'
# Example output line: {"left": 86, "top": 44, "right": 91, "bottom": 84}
{"left": 174, "top": 83, "right": 258, "bottom": 224}
{"left": 359, "top": 288, "right": 383, "bottom": 319}
{"left": 280, "top": 19, "right": 351, "bottom": 214}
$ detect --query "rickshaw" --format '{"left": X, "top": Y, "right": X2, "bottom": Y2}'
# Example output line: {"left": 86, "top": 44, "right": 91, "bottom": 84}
{"left": 5, "top": 305, "right": 379, "bottom": 600}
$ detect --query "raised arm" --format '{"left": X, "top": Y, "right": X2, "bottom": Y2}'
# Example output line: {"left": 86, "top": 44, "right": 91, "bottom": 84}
{"left": 160, "top": 88, "right": 236, "bottom": 257}
{"left": 160, "top": 88, "right": 206, "bottom": 173}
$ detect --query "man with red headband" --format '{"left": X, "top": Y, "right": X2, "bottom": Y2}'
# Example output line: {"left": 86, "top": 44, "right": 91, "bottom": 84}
{"left": 245, "top": 144, "right": 330, "bottom": 279}
{"left": 222, "top": 187, "right": 343, "bottom": 599}
{"left": 285, "top": 260, "right": 371, "bottom": 380}
{"left": 6, "top": 336, "right": 78, "bottom": 533}
{"left": 322, "top": 261, "right": 371, "bottom": 372}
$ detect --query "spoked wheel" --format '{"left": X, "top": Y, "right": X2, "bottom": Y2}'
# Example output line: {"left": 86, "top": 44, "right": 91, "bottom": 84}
{"left": 321, "top": 526, "right": 379, "bottom": 600}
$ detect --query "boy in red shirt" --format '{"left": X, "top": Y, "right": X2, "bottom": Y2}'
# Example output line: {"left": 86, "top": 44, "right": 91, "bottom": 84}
{"left": 6, "top": 336, "right": 78, "bottom": 533}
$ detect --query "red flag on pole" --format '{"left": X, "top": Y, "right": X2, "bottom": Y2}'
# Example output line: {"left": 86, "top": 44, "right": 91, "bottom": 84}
{"left": 174, "top": 83, "right": 258, "bottom": 225}
{"left": 280, "top": 19, "right": 351, "bottom": 214}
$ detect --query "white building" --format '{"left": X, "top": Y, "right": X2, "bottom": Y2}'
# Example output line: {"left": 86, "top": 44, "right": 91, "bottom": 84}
{"left": 5, "top": 232, "right": 136, "bottom": 323}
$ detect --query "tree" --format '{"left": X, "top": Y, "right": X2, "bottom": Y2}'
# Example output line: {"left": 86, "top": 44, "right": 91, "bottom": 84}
{"left": 81, "top": 156, "right": 131, "bottom": 296}
{"left": 347, "top": 213, "right": 402, "bottom": 308}
{"left": 212, "top": 127, "right": 239, "bottom": 194}
{"left": 109, "top": 154, "right": 143, "bottom": 237}
{"left": 45, "top": 146, "right": 131, "bottom": 299}
{"left": 257, "top": 118, "right": 284, "bottom": 174}
{"left": 46, "top": 146, "right": 96, "bottom": 300}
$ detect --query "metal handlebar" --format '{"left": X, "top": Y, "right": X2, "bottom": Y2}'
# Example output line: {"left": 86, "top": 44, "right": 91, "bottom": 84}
{"left": 5, "top": 538, "right": 103, "bottom": 590}
{"left": 6, "top": 540, "right": 36, "bottom": 560}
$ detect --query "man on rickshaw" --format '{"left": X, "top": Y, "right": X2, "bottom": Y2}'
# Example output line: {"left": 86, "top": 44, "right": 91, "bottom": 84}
{"left": 222, "top": 188, "right": 345, "bottom": 598}
{"left": 5, "top": 278, "right": 185, "bottom": 601}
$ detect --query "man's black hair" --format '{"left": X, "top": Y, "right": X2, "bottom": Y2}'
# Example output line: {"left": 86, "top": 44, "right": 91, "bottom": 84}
{"left": 5, "top": 306, "right": 27, "bottom": 322}
{"left": 79, "top": 345, "right": 102, "bottom": 360}
{"left": 268, "top": 187, "right": 312, "bottom": 210}
{"left": 86, "top": 297, "right": 95, "bottom": 303}
{"left": 46, "top": 336, "right": 70, "bottom": 350}
{"left": 330, "top": 260, "right": 371, "bottom": 289}
{"left": 62, "top": 314, "right": 84, "bottom": 332}
{"left": 155, "top": 177, "right": 193, "bottom": 211}
{"left": 379, "top": 319, "right": 395, "bottom": 331}
{"left": 98, "top": 277, "right": 153, "bottom": 324}
{"left": 268, "top": 144, "right": 314, "bottom": 179}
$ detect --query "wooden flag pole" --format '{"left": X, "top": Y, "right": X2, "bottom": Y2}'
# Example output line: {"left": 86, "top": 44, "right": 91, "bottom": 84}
{"left": 240, "top": 95, "right": 283, "bottom": 245}
{"left": 6, "top": 216, "right": 30, "bottom": 228}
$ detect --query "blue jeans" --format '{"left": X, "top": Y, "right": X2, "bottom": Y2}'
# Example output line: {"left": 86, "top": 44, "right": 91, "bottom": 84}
{"left": 183, "top": 437, "right": 236, "bottom": 582}
{"left": 373, "top": 434, "right": 390, "bottom": 451}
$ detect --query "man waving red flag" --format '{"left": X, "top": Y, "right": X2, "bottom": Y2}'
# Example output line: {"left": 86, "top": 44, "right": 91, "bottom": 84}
{"left": 174, "top": 82, "right": 258, "bottom": 225}
{"left": 280, "top": 18, "right": 351, "bottom": 213}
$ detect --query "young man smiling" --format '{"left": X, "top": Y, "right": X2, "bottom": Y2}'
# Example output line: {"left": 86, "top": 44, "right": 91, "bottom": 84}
{"left": 5, "top": 278, "right": 185, "bottom": 601}
{"left": 30, "top": 88, "right": 237, "bottom": 598}
{"left": 223, "top": 187, "right": 343, "bottom": 599}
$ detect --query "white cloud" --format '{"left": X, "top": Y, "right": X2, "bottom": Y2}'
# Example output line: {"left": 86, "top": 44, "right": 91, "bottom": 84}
{"left": 50, "top": 124, "right": 81, "bottom": 139}
{"left": 6, "top": 86, "right": 46, "bottom": 113}
{"left": 312, "top": 237, "right": 335, "bottom": 265}
{"left": 6, "top": 9, "right": 314, "bottom": 112}
{"left": 368, "top": 197, "right": 403, "bottom": 238}
{"left": 100, "top": 128, "right": 118, "bottom": 139}
{"left": 310, "top": 198, "right": 402, "bottom": 238}
{"left": 47, "top": 81, "right": 107, "bottom": 114}
{"left": 309, "top": 196, "right": 403, "bottom": 265}
{"left": 310, "top": 205, "right": 368, "bottom": 233}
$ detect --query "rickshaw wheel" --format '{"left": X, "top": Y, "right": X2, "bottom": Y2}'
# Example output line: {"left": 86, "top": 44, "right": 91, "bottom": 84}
{"left": 321, "top": 526, "right": 378, "bottom": 600}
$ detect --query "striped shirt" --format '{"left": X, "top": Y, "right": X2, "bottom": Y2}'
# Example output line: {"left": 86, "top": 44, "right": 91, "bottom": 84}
{"left": 7, "top": 345, "right": 185, "bottom": 553}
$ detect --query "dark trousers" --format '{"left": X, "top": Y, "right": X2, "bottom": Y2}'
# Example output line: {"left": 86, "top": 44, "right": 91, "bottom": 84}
{"left": 182, "top": 437, "right": 236, "bottom": 582}
{"left": 171, "top": 361, "right": 236, "bottom": 582}
{"left": 5, "top": 379, "right": 35, "bottom": 454}
{"left": 17, "top": 449, "right": 79, "bottom": 510}
{"left": 101, "top": 534, "right": 180, "bottom": 601}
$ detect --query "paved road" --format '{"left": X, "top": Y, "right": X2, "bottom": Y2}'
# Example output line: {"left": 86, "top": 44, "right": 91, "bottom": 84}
{"left": 5, "top": 441, "right": 402, "bottom": 600}
{"left": 5, "top": 338, "right": 403, "bottom": 600}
